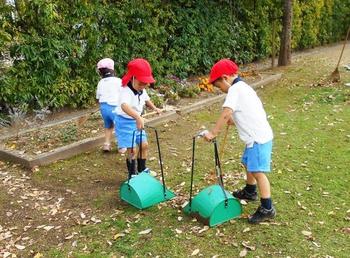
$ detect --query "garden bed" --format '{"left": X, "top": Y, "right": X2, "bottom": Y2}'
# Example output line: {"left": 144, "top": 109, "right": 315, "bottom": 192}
{"left": 0, "top": 72, "right": 281, "bottom": 168}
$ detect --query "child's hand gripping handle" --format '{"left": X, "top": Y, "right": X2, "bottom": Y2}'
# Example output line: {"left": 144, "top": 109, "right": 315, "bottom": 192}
{"left": 197, "top": 130, "right": 209, "bottom": 138}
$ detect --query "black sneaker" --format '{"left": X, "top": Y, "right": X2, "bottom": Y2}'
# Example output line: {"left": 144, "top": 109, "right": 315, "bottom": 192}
{"left": 248, "top": 205, "right": 276, "bottom": 224}
{"left": 232, "top": 188, "right": 258, "bottom": 201}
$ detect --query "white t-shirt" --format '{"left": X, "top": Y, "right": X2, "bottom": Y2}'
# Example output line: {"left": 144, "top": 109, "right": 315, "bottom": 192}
{"left": 223, "top": 80, "right": 273, "bottom": 147}
{"left": 96, "top": 77, "right": 122, "bottom": 106}
{"left": 116, "top": 86, "right": 150, "bottom": 119}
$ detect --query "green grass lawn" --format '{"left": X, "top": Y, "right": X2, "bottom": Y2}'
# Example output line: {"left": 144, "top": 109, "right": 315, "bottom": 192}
{"left": 30, "top": 53, "right": 350, "bottom": 258}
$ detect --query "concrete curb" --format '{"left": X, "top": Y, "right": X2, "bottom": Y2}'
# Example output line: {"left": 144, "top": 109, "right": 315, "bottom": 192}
{"left": 0, "top": 73, "right": 282, "bottom": 168}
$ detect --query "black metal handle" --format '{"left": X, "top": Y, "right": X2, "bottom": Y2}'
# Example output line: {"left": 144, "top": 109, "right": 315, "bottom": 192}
{"left": 188, "top": 136, "right": 196, "bottom": 210}
{"left": 127, "top": 129, "right": 138, "bottom": 186}
{"left": 213, "top": 139, "right": 228, "bottom": 207}
{"left": 188, "top": 136, "right": 228, "bottom": 210}
{"left": 145, "top": 125, "right": 168, "bottom": 198}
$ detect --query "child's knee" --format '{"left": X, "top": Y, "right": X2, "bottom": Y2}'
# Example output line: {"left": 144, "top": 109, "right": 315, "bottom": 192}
{"left": 124, "top": 148, "right": 136, "bottom": 159}
{"left": 141, "top": 142, "right": 148, "bottom": 149}
{"left": 251, "top": 172, "right": 267, "bottom": 180}
{"left": 118, "top": 147, "right": 127, "bottom": 154}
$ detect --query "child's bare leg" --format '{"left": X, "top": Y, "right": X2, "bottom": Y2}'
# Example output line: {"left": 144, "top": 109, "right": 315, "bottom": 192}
{"left": 104, "top": 127, "right": 113, "bottom": 144}
{"left": 252, "top": 172, "right": 271, "bottom": 198}
{"left": 246, "top": 172, "right": 257, "bottom": 185}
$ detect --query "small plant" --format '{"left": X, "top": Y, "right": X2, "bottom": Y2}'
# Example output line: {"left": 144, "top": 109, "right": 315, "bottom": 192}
{"left": 158, "top": 75, "right": 200, "bottom": 102}
{"left": 148, "top": 89, "right": 164, "bottom": 108}
{"left": 0, "top": 107, "right": 10, "bottom": 128}
{"left": 164, "top": 90, "right": 180, "bottom": 105}
{"left": 60, "top": 124, "right": 78, "bottom": 143}
{"left": 34, "top": 96, "right": 52, "bottom": 123}
{"left": 177, "top": 83, "right": 201, "bottom": 98}
{"left": 3, "top": 104, "right": 29, "bottom": 139}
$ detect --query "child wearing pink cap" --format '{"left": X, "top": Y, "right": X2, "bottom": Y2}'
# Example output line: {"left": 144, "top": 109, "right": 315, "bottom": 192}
{"left": 96, "top": 58, "right": 122, "bottom": 152}
{"left": 115, "top": 58, "right": 161, "bottom": 178}
{"left": 202, "top": 59, "right": 275, "bottom": 224}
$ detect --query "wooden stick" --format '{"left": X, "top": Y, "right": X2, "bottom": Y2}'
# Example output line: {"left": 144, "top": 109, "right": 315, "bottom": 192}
{"left": 142, "top": 108, "right": 164, "bottom": 118}
{"left": 335, "top": 26, "right": 350, "bottom": 70}
{"left": 219, "top": 124, "right": 230, "bottom": 161}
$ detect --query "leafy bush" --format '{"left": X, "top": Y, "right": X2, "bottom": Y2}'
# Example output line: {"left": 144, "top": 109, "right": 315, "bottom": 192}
{"left": 0, "top": 0, "right": 349, "bottom": 112}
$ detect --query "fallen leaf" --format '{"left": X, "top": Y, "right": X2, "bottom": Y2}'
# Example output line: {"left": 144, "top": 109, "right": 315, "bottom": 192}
{"left": 91, "top": 217, "right": 101, "bottom": 223}
{"left": 138, "top": 228, "right": 152, "bottom": 235}
{"left": 240, "top": 200, "right": 248, "bottom": 205}
{"left": 72, "top": 240, "right": 77, "bottom": 247}
{"left": 113, "top": 233, "right": 125, "bottom": 240}
{"left": 239, "top": 249, "right": 247, "bottom": 257}
{"left": 191, "top": 249, "right": 200, "bottom": 256}
{"left": 43, "top": 226, "right": 55, "bottom": 231}
{"left": 3, "top": 252, "right": 12, "bottom": 258}
{"left": 340, "top": 227, "right": 350, "bottom": 234}
{"left": 175, "top": 228, "right": 183, "bottom": 234}
{"left": 65, "top": 234, "right": 75, "bottom": 240}
{"left": 198, "top": 226, "right": 209, "bottom": 234}
{"left": 242, "top": 241, "right": 255, "bottom": 250}
{"left": 312, "top": 241, "right": 321, "bottom": 248}
{"left": 243, "top": 227, "right": 250, "bottom": 233}
{"left": 15, "top": 244, "right": 26, "bottom": 250}
{"left": 302, "top": 230, "right": 312, "bottom": 236}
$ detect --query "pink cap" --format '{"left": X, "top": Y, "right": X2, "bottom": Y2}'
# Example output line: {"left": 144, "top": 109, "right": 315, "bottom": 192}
{"left": 97, "top": 58, "right": 114, "bottom": 70}
{"left": 209, "top": 59, "right": 239, "bottom": 83}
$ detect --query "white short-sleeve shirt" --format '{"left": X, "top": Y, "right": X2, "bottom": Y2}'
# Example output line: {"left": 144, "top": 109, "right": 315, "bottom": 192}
{"left": 223, "top": 80, "right": 273, "bottom": 147}
{"left": 96, "top": 77, "right": 122, "bottom": 106}
{"left": 116, "top": 85, "right": 150, "bottom": 119}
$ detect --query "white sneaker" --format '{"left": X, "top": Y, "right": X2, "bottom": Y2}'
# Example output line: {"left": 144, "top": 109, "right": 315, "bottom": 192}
{"left": 143, "top": 168, "right": 157, "bottom": 177}
{"left": 103, "top": 143, "right": 111, "bottom": 152}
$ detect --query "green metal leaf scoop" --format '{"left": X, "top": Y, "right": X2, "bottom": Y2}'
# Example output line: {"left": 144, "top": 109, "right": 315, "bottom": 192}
{"left": 120, "top": 126, "right": 176, "bottom": 209}
{"left": 183, "top": 133, "right": 242, "bottom": 227}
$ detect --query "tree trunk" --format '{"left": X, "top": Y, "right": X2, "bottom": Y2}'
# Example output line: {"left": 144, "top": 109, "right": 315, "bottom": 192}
{"left": 278, "top": 0, "right": 293, "bottom": 66}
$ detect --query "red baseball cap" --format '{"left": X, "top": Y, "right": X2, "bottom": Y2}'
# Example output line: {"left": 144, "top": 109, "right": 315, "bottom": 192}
{"left": 122, "top": 58, "right": 155, "bottom": 86}
{"left": 209, "top": 59, "right": 239, "bottom": 83}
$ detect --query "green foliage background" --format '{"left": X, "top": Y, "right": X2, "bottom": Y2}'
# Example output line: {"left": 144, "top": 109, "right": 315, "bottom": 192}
{"left": 0, "top": 0, "right": 349, "bottom": 110}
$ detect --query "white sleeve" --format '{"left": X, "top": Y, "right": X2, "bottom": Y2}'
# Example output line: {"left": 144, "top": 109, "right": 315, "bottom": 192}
{"left": 116, "top": 78, "right": 122, "bottom": 92}
{"left": 96, "top": 82, "right": 101, "bottom": 100}
{"left": 119, "top": 88, "right": 132, "bottom": 106}
{"left": 222, "top": 87, "right": 239, "bottom": 111}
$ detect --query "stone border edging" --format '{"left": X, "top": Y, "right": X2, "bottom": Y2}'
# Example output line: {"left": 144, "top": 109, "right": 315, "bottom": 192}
{"left": 0, "top": 73, "right": 282, "bottom": 168}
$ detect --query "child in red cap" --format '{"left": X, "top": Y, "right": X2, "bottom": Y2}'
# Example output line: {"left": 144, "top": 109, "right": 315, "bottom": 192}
{"left": 96, "top": 58, "right": 122, "bottom": 152}
{"left": 202, "top": 59, "right": 275, "bottom": 224}
{"left": 115, "top": 58, "right": 161, "bottom": 178}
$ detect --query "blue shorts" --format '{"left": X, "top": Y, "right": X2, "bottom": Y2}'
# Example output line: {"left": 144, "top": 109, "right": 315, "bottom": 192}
{"left": 100, "top": 103, "right": 117, "bottom": 129}
{"left": 115, "top": 115, "right": 147, "bottom": 149}
{"left": 241, "top": 140, "right": 273, "bottom": 172}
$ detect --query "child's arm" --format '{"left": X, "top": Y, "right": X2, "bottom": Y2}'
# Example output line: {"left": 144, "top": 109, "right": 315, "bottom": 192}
{"left": 121, "top": 103, "right": 144, "bottom": 129}
{"left": 145, "top": 100, "right": 161, "bottom": 114}
{"left": 227, "top": 115, "right": 235, "bottom": 126}
{"left": 204, "top": 107, "right": 233, "bottom": 141}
